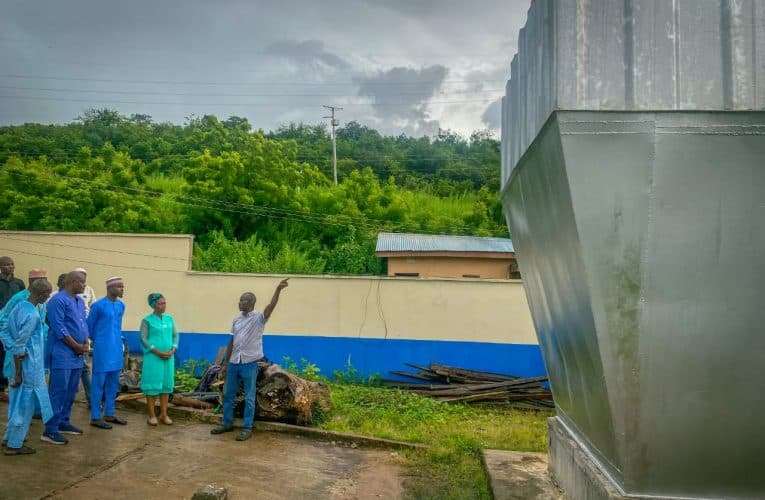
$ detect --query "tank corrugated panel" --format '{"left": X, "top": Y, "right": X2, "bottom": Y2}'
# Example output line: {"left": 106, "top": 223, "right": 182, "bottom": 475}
{"left": 678, "top": 1, "right": 724, "bottom": 108}
{"left": 501, "top": 0, "right": 765, "bottom": 186}
{"left": 631, "top": 0, "right": 676, "bottom": 108}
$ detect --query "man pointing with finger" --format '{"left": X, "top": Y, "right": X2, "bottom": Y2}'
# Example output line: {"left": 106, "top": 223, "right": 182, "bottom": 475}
{"left": 211, "top": 278, "right": 289, "bottom": 442}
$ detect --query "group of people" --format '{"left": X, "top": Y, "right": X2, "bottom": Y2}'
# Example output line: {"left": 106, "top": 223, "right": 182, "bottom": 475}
{"left": 0, "top": 254, "right": 290, "bottom": 455}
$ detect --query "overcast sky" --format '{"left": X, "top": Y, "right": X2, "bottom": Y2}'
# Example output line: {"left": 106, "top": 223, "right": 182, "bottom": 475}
{"left": 0, "top": 0, "right": 531, "bottom": 137}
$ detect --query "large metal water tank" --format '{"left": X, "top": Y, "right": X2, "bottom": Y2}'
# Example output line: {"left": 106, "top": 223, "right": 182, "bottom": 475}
{"left": 501, "top": 2, "right": 765, "bottom": 498}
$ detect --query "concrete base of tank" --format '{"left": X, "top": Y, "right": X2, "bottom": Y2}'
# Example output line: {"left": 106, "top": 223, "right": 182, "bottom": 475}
{"left": 549, "top": 417, "right": 648, "bottom": 500}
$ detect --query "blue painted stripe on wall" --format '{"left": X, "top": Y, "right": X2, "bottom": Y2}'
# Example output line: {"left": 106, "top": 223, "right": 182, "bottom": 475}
{"left": 123, "top": 331, "right": 546, "bottom": 380}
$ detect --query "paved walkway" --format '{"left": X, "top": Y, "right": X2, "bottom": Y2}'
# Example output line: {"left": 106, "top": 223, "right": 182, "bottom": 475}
{"left": 1, "top": 402, "right": 403, "bottom": 499}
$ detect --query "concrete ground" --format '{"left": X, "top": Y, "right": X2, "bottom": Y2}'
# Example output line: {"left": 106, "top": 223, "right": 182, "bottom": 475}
{"left": 482, "top": 450, "right": 562, "bottom": 500}
{"left": 0, "top": 402, "right": 404, "bottom": 500}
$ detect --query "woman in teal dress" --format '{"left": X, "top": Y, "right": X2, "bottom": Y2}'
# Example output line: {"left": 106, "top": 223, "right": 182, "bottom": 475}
{"left": 140, "top": 293, "right": 178, "bottom": 426}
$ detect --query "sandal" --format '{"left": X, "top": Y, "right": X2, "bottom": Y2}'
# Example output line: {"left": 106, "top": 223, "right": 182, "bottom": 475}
{"left": 4, "top": 445, "right": 36, "bottom": 455}
{"left": 160, "top": 416, "right": 173, "bottom": 425}
{"left": 90, "top": 420, "right": 113, "bottom": 430}
{"left": 104, "top": 416, "right": 128, "bottom": 425}
{"left": 210, "top": 425, "right": 234, "bottom": 435}
{"left": 147, "top": 416, "right": 158, "bottom": 426}
{"left": 236, "top": 429, "right": 253, "bottom": 441}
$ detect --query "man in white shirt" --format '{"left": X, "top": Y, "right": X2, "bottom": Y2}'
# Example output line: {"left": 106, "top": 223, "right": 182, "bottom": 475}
{"left": 211, "top": 278, "right": 289, "bottom": 442}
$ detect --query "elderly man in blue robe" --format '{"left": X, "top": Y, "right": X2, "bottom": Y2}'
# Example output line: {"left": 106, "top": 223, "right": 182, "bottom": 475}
{"left": 0, "top": 269, "right": 49, "bottom": 423}
{"left": 2, "top": 278, "right": 53, "bottom": 455}
{"left": 86, "top": 277, "right": 127, "bottom": 429}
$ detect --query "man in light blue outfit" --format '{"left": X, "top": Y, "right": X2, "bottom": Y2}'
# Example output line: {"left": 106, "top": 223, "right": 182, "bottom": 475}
{"left": 3, "top": 279, "right": 53, "bottom": 455}
{"left": 0, "top": 269, "right": 49, "bottom": 425}
{"left": 86, "top": 277, "right": 127, "bottom": 429}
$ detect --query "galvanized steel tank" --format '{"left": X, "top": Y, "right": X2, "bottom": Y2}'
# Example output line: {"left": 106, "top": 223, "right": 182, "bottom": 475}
{"left": 500, "top": 1, "right": 765, "bottom": 498}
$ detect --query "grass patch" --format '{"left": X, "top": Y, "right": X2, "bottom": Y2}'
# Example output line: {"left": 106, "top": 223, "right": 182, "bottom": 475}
{"left": 320, "top": 383, "right": 551, "bottom": 499}
{"left": 282, "top": 359, "right": 552, "bottom": 498}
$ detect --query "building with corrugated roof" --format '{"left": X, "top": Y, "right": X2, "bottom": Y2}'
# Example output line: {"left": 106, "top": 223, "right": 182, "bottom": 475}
{"left": 375, "top": 232, "right": 519, "bottom": 279}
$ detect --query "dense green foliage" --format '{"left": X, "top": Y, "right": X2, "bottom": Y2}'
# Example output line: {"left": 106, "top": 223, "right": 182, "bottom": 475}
{"left": 0, "top": 109, "right": 506, "bottom": 274}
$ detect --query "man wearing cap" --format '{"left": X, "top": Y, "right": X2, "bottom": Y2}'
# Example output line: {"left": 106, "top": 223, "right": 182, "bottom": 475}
{"left": 86, "top": 277, "right": 127, "bottom": 429}
{"left": 1, "top": 268, "right": 49, "bottom": 433}
{"left": 44, "top": 270, "right": 89, "bottom": 445}
{"left": 0, "top": 269, "right": 48, "bottom": 405}
{"left": 3, "top": 278, "right": 53, "bottom": 455}
{"left": 0, "top": 256, "right": 26, "bottom": 400}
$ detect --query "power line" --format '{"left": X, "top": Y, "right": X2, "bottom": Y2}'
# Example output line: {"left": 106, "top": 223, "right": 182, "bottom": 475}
{"left": 1, "top": 151, "right": 499, "bottom": 171}
{"left": 4, "top": 167, "right": 392, "bottom": 232}
{"left": 0, "top": 245, "right": 185, "bottom": 274}
{"left": 1, "top": 166, "right": 506, "bottom": 237}
{"left": 0, "top": 73, "right": 507, "bottom": 87}
{"left": 0, "top": 154, "right": 496, "bottom": 179}
{"left": 0, "top": 242, "right": 380, "bottom": 277}
{"left": 0, "top": 84, "right": 505, "bottom": 97}
{"left": 0, "top": 37, "right": 517, "bottom": 59}
{"left": 0, "top": 94, "right": 499, "bottom": 107}
{"left": 0, "top": 235, "right": 188, "bottom": 261}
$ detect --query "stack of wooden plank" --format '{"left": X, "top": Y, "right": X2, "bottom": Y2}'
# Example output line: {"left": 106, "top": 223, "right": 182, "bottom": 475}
{"left": 384, "top": 362, "right": 554, "bottom": 408}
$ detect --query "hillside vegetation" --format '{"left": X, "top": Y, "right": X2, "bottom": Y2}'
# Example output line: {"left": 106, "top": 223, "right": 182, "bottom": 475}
{"left": 0, "top": 109, "right": 506, "bottom": 275}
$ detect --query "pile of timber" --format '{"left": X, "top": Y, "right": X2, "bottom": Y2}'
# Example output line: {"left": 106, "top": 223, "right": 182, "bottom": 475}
{"left": 384, "top": 362, "right": 554, "bottom": 408}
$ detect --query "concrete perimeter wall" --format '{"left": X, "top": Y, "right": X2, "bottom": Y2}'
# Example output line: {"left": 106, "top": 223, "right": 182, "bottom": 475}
{"left": 0, "top": 231, "right": 543, "bottom": 379}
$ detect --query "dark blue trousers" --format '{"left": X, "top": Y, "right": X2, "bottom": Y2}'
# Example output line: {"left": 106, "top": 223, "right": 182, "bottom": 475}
{"left": 222, "top": 361, "right": 259, "bottom": 429}
{"left": 45, "top": 368, "right": 82, "bottom": 434}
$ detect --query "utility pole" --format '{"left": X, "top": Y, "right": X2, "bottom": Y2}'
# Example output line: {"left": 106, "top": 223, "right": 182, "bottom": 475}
{"left": 323, "top": 105, "right": 342, "bottom": 185}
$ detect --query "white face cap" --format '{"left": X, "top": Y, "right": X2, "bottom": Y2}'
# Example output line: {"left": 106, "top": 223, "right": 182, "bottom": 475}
{"left": 74, "top": 267, "right": 87, "bottom": 275}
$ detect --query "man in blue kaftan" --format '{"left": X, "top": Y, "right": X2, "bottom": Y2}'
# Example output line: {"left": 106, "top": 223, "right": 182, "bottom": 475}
{"left": 3, "top": 279, "right": 53, "bottom": 455}
{"left": 86, "top": 277, "right": 127, "bottom": 429}
{"left": 0, "top": 269, "right": 50, "bottom": 426}
{"left": 44, "top": 270, "right": 89, "bottom": 445}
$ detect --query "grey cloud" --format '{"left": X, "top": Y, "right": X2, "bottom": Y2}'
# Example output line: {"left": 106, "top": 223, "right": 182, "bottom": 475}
{"left": 481, "top": 98, "right": 502, "bottom": 131}
{"left": 0, "top": 0, "right": 531, "bottom": 137}
{"left": 266, "top": 40, "right": 351, "bottom": 70}
{"left": 360, "top": 0, "right": 440, "bottom": 16}
{"left": 356, "top": 65, "right": 448, "bottom": 136}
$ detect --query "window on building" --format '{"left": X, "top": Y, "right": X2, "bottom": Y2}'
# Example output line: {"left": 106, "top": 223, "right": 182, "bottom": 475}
{"left": 394, "top": 272, "right": 420, "bottom": 277}
{"left": 462, "top": 274, "right": 480, "bottom": 279}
